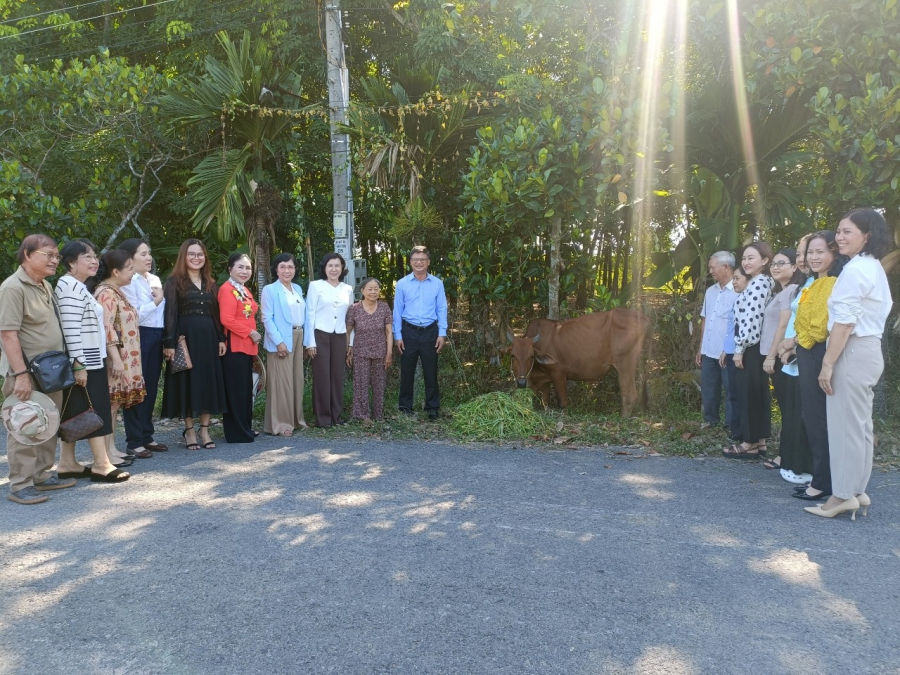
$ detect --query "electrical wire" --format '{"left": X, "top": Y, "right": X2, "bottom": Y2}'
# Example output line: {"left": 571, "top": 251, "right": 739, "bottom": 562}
{"left": 0, "top": 0, "right": 179, "bottom": 40}
{"left": 1, "top": 0, "right": 113, "bottom": 25}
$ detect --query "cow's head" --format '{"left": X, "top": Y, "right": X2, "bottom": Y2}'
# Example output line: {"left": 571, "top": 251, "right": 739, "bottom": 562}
{"left": 502, "top": 329, "right": 557, "bottom": 388}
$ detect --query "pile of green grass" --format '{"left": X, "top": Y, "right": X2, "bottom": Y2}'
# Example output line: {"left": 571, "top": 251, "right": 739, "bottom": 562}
{"left": 452, "top": 390, "right": 547, "bottom": 441}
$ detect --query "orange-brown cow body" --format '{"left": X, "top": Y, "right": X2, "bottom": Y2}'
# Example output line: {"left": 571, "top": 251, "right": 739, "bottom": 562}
{"left": 507, "top": 309, "right": 651, "bottom": 417}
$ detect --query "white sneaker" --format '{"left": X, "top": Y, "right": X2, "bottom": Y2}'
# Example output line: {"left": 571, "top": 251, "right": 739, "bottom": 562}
{"left": 780, "top": 468, "right": 811, "bottom": 484}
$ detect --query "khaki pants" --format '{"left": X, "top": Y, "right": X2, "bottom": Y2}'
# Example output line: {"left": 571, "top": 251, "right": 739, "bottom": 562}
{"left": 3, "top": 375, "right": 62, "bottom": 492}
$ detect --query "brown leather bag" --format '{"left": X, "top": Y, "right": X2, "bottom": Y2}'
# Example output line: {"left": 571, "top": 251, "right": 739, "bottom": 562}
{"left": 58, "top": 387, "right": 103, "bottom": 443}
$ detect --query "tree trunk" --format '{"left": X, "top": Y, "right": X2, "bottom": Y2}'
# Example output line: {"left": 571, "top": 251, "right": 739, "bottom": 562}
{"left": 548, "top": 213, "right": 562, "bottom": 320}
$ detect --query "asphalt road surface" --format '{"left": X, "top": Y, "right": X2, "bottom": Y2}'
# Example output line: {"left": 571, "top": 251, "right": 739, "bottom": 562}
{"left": 2, "top": 431, "right": 898, "bottom": 674}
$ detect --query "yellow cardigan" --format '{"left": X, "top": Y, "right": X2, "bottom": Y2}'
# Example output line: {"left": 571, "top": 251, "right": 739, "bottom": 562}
{"left": 794, "top": 276, "right": 838, "bottom": 349}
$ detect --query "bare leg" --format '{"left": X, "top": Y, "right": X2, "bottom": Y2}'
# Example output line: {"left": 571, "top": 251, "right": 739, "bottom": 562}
{"left": 184, "top": 415, "right": 198, "bottom": 447}
{"left": 89, "top": 436, "right": 122, "bottom": 477}
{"left": 106, "top": 402, "right": 127, "bottom": 461}
{"left": 57, "top": 440, "right": 84, "bottom": 473}
{"left": 198, "top": 413, "right": 215, "bottom": 447}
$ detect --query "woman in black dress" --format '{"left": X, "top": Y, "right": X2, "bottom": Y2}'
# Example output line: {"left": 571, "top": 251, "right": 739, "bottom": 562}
{"left": 161, "top": 239, "right": 227, "bottom": 450}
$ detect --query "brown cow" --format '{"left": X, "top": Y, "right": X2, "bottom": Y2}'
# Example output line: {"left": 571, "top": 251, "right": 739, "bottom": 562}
{"left": 504, "top": 309, "right": 652, "bottom": 417}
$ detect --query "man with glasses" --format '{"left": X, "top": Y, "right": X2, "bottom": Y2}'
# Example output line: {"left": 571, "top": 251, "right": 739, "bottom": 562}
{"left": 393, "top": 246, "right": 448, "bottom": 420}
{"left": 695, "top": 251, "right": 738, "bottom": 434}
{"left": 0, "top": 234, "right": 77, "bottom": 504}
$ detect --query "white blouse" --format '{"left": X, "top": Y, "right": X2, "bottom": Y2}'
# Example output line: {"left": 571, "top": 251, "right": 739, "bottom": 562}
{"left": 303, "top": 280, "right": 354, "bottom": 348}
{"left": 828, "top": 254, "right": 892, "bottom": 337}
{"left": 120, "top": 272, "right": 165, "bottom": 328}
{"left": 282, "top": 283, "right": 306, "bottom": 327}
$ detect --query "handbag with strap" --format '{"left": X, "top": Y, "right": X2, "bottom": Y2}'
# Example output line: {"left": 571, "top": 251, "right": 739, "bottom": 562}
{"left": 58, "top": 387, "right": 104, "bottom": 443}
{"left": 170, "top": 335, "right": 192, "bottom": 373}
{"left": 27, "top": 350, "right": 76, "bottom": 394}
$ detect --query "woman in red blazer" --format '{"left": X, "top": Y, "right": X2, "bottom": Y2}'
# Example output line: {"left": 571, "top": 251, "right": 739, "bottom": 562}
{"left": 218, "top": 253, "right": 261, "bottom": 443}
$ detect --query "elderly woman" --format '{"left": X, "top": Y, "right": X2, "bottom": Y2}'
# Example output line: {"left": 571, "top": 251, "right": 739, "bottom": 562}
{"left": 161, "top": 238, "right": 227, "bottom": 450}
{"left": 261, "top": 253, "right": 308, "bottom": 437}
{"left": 304, "top": 252, "right": 354, "bottom": 427}
{"left": 93, "top": 250, "right": 147, "bottom": 460}
{"left": 722, "top": 242, "right": 774, "bottom": 459}
{"left": 346, "top": 277, "right": 393, "bottom": 423}
{"left": 787, "top": 231, "right": 847, "bottom": 502}
{"left": 218, "top": 253, "right": 261, "bottom": 443}
{"left": 55, "top": 239, "right": 129, "bottom": 483}
{"left": 805, "top": 209, "right": 892, "bottom": 520}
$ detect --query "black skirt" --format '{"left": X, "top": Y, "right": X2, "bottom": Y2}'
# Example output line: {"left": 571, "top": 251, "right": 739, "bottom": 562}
{"left": 161, "top": 313, "right": 228, "bottom": 419}
{"left": 60, "top": 365, "right": 113, "bottom": 438}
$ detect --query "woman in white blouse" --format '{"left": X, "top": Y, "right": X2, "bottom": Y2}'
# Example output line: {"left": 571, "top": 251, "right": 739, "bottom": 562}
{"left": 304, "top": 252, "right": 354, "bottom": 427}
{"left": 261, "top": 253, "right": 308, "bottom": 436}
{"left": 723, "top": 242, "right": 774, "bottom": 459}
{"left": 805, "top": 209, "right": 893, "bottom": 520}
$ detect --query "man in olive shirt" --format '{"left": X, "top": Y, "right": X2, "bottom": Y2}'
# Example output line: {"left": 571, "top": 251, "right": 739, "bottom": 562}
{"left": 0, "top": 234, "right": 76, "bottom": 504}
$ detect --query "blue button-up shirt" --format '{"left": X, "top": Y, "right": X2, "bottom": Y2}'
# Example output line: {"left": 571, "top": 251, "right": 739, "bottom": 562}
{"left": 392, "top": 273, "right": 448, "bottom": 339}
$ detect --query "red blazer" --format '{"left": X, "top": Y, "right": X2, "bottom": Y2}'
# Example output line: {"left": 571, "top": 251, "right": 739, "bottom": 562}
{"left": 218, "top": 283, "right": 259, "bottom": 356}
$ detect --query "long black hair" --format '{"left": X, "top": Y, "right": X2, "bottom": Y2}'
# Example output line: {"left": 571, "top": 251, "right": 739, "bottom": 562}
{"left": 88, "top": 249, "right": 131, "bottom": 293}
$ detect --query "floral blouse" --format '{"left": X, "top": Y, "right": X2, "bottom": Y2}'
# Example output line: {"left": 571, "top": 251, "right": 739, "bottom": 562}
{"left": 733, "top": 274, "right": 774, "bottom": 354}
{"left": 795, "top": 276, "right": 838, "bottom": 349}
{"left": 95, "top": 283, "right": 146, "bottom": 407}
{"left": 346, "top": 301, "right": 392, "bottom": 359}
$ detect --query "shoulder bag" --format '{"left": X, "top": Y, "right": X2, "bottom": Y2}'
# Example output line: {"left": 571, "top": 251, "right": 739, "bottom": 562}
{"left": 58, "top": 387, "right": 104, "bottom": 443}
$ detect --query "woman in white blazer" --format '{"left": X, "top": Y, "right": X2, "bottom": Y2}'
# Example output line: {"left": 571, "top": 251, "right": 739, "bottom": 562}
{"left": 261, "top": 253, "right": 307, "bottom": 436}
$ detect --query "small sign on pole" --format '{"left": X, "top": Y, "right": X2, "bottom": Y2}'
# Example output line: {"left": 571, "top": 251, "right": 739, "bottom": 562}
{"left": 333, "top": 212, "right": 348, "bottom": 238}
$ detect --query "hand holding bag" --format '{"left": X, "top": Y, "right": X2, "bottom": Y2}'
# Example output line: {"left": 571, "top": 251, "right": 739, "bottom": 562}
{"left": 58, "top": 387, "right": 104, "bottom": 443}
{"left": 170, "top": 335, "right": 192, "bottom": 373}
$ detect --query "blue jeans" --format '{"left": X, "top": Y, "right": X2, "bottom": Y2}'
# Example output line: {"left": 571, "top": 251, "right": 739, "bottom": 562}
{"left": 701, "top": 354, "right": 731, "bottom": 430}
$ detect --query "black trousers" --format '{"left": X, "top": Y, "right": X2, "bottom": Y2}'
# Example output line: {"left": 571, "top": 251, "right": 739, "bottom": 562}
{"left": 222, "top": 350, "right": 255, "bottom": 443}
{"left": 124, "top": 326, "right": 163, "bottom": 449}
{"left": 797, "top": 342, "right": 831, "bottom": 493}
{"left": 398, "top": 321, "right": 440, "bottom": 412}
{"left": 312, "top": 330, "right": 347, "bottom": 427}
{"left": 734, "top": 343, "right": 771, "bottom": 443}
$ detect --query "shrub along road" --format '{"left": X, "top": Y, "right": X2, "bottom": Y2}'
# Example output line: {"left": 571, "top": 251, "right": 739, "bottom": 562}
{"left": 1, "top": 431, "right": 898, "bottom": 674}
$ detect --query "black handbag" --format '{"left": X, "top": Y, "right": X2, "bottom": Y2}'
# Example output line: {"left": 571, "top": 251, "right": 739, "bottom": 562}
{"left": 27, "top": 350, "right": 76, "bottom": 394}
{"left": 170, "top": 335, "right": 192, "bottom": 373}
{"left": 58, "top": 387, "right": 104, "bottom": 443}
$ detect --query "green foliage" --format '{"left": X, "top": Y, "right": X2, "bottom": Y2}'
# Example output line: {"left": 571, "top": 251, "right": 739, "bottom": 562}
{"left": 452, "top": 390, "right": 547, "bottom": 441}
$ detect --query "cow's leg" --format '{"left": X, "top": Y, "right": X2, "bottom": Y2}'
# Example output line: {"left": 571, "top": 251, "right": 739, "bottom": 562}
{"left": 615, "top": 358, "right": 640, "bottom": 417}
{"left": 550, "top": 372, "right": 569, "bottom": 410}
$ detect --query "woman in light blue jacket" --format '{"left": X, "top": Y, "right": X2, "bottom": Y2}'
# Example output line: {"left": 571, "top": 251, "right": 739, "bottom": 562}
{"left": 261, "top": 253, "right": 307, "bottom": 436}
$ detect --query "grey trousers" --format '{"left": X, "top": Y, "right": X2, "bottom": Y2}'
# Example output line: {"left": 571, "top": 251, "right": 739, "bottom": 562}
{"left": 3, "top": 375, "right": 62, "bottom": 493}
{"left": 827, "top": 335, "right": 882, "bottom": 499}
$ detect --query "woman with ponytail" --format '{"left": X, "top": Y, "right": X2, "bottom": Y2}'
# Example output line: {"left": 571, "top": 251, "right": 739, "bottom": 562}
{"left": 94, "top": 250, "right": 147, "bottom": 460}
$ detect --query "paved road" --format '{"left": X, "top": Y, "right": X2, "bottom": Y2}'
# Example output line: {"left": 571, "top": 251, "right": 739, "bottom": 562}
{"left": 1, "top": 431, "right": 899, "bottom": 674}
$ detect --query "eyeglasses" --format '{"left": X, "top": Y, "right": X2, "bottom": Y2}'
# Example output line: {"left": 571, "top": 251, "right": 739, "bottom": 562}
{"left": 770, "top": 261, "right": 792, "bottom": 268}
{"left": 80, "top": 254, "right": 99, "bottom": 262}
{"left": 187, "top": 252, "right": 206, "bottom": 259}
{"left": 33, "top": 250, "right": 62, "bottom": 263}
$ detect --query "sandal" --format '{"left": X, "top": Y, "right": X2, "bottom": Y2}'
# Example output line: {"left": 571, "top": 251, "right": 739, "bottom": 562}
{"left": 722, "top": 443, "right": 764, "bottom": 459}
{"left": 762, "top": 456, "right": 780, "bottom": 470}
{"left": 90, "top": 468, "right": 130, "bottom": 483}
{"left": 182, "top": 426, "right": 201, "bottom": 451}
{"left": 199, "top": 424, "right": 216, "bottom": 449}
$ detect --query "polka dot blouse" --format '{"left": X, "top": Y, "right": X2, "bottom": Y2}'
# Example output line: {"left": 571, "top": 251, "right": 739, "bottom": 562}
{"left": 733, "top": 274, "right": 774, "bottom": 354}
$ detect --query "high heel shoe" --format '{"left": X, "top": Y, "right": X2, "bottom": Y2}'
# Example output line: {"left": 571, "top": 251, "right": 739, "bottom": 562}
{"left": 198, "top": 424, "right": 216, "bottom": 449}
{"left": 804, "top": 496, "right": 860, "bottom": 521}
{"left": 182, "top": 426, "right": 200, "bottom": 450}
{"left": 856, "top": 493, "right": 870, "bottom": 517}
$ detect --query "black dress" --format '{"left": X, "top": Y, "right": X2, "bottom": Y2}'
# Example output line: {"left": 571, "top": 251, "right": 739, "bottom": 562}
{"left": 161, "top": 279, "right": 228, "bottom": 419}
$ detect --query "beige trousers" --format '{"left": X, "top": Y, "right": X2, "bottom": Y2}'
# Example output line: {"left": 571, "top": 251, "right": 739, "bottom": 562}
{"left": 826, "top": 335, "right": 882, "bottom": 499}
{"left": 263, "top": 328, "right": 306, "bottom": 434}
{"left": 3, "top": 375, "right": 63, "bottom": 492}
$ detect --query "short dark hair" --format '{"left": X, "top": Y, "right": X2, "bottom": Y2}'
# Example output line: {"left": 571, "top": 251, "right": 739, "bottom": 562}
{"left": 733, "top": 265, "right": 751, "bottom": 282}
{"left": 119, "top": 238, "right": 148, "bottom": 257}
{"left": 17, "top": 234, "right": 57, "bottom": 264}
{"left": 227, "top": 252, "right": 252, "bottom": 271}
{"left": 270, "top": 253, "right": 298, "bottom": 281}
{"left": 841, "top": 208, "right": 892, "bottom": 260}
{"left": 774, "top": 248, "right": 807, "bottom": 288}
{"left": 806, "top": 230, "right": 848, "bottom": 278}
{"left": 410, "top": 245, "right": 430, "bottom": 259}
{"left": 359, "top": 276, "right": 381, "bottom": 290}
{"left": 317, "top": 252, "right": 348, "bottom": 281}
{"left": 59, "top": 239, "right": 97, "bottom": 273}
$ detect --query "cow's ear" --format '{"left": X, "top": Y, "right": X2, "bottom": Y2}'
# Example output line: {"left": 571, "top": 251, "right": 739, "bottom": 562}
{"left": 498, "top": 344, "right": 511, "bottom": 355}
{"left": 533, "top": 351, "right": 557, "bottom": 365}
{"left": 531, "top": 333, "right": 540, "bottom": 345}
{"left": 505, "top": 329, "right": 515, "bottom": 344}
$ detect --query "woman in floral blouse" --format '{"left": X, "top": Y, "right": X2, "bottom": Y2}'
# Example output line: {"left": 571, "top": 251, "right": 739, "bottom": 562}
{"left": 94, "top": 249, "right": 147, "bottom": 459}
{"left": 723, "top": 242, "right": 774, "bottom": 458}
{"left": 346, "top": 277, "right": 393, "bottom": 423}
{"left": 218, "top": 253, "right": 261, "bottom": 443}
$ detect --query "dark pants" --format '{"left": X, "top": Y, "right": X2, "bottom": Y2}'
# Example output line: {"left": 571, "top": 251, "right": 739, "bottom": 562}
{"left": 797, "top": 343, "right": 831, "bottom": 493}
{"left": 312, "top": 330, "right": 346, "bottom": 427}
{"left": 222, "top": 350, "right": 255, "bottom": 443}
{"left": 701, "top": 354, "right": 731, "bottom": 428}
{"left": 723, "top": 354, "right": 741, "bottom": 440}
{"left": 735, "top": 343, "right": 771, "bottom": 443}
{"left": 124, "top": 327, "right": 163, "bottom": 449}
{"left": 398, "top": 320, "right": 440, "bottom": 413}
{"left": 778, "top": 369, "right": 813, "bottom": 475}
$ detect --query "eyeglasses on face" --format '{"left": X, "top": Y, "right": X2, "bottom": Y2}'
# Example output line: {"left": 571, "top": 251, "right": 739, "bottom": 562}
{"left": 770, "top": 261, "right": 792, "bottom": 268}
{"left": 79, "top": 254, "right": 99, "bottom": 262}
{"left": 33, "top": 250, "right": 62, "bottom": 262}
{"left": 187, "top": 252, "right": 206, "bottom": 259}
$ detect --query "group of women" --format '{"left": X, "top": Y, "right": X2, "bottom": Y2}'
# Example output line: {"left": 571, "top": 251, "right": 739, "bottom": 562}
{"left": 718, "top": 208, "right": 892, "bottom": 521}
{"left": 52, "top": 239, "right": 395, "bottom": 485}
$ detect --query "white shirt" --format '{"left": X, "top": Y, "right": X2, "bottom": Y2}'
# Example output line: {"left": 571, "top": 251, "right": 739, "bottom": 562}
{"left": 828, "top": 254, "right": 892, "bottom": 337}
{"left": 93, "top": 297, "right": 107, "bottom": 360}
{"left": 120, "top": 272, "right": 165, "bottom": 328}
{"left": 282, "top": 283, "right": 306, "bottom": 327}
{"left": 303, "top": 280, "right": 353, "bottom": 348}
{"left": 699, "top": 281, "right": 738, "bottom": 358}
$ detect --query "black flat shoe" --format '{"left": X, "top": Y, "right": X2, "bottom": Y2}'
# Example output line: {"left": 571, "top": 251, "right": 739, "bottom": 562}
{"left": 794, "top": 484, "right": 812, "bottom": 493}
{"left": 793, "top": 490, "right": 831, "bottom": 501}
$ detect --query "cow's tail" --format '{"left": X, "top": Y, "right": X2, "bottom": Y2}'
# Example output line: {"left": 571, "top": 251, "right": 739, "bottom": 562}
{"left": 641, "top": 316, "right": 653, "bottom": 411}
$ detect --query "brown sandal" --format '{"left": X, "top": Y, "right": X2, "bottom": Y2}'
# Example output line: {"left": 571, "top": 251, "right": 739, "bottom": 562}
{"left": 722, "top": 443, "right": 763, "bottom": 458}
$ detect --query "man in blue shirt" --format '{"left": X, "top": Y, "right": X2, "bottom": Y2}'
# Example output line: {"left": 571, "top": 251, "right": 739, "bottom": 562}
{"left": 393, "top": 246, "right": 448, "bottom": 419}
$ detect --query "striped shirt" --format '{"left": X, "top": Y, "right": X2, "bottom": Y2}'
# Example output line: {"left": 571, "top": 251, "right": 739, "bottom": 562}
{"left": 699, "top": 281, "right": 738, "bottom": 358}
{"left": 55, "top": 274, "right": 106, "bottom": 370}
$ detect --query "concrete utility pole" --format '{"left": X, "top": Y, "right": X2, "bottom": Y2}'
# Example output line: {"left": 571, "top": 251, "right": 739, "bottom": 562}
{"left": 324, "top": 0, "right": 361, "bottom": 290}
